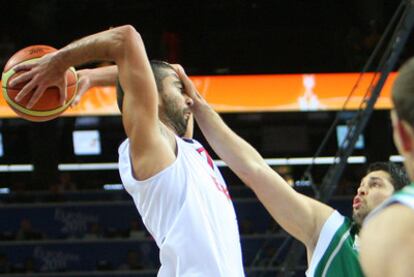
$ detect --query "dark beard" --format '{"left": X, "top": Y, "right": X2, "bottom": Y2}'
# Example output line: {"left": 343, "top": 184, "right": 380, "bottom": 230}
{"left": 352, "top": 209, "right": 369, "bottom": 230}
{"left": 163, "top": 104, "right": 188, "bottom": 137}
{"left": 352, "top": 211, "right": 364, "bottom": 231}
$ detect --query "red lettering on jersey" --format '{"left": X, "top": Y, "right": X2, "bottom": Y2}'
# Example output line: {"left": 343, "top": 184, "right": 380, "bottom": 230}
{"left": 196, "top": 147, "right": 231, "bottom": 200}
{"left": 196, "top": 147, "right": 214, "bottom": 170}
{"left": 211, "top": 175, "right": 231, "bottom": 200}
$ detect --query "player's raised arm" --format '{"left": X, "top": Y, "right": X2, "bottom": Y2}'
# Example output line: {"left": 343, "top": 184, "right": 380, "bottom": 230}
{"left": 175, "top": 65, "right": 333, "bottom": 249}
{"left": 11, "top": 26, "right": 175, "bottom": 180}
{"left": 111, "top": 27, "right": 176, "bottom": 180}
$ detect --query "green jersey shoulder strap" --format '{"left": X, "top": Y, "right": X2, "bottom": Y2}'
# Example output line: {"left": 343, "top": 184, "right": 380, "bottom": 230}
{"left": 307, "top": 210, "right": 364, "bottom": 277}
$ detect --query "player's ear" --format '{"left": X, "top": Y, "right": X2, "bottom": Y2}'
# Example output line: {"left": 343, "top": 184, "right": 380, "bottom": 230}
{"left": 392, "top": 110, "right": 414, "bottom": 153}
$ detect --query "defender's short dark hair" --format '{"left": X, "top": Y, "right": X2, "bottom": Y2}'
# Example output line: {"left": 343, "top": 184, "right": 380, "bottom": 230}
{"left": 116, "top": 60, "right": 175, "bottom": 113}
{"left": 367, "top": 162, "right": 409, "bottom": 191}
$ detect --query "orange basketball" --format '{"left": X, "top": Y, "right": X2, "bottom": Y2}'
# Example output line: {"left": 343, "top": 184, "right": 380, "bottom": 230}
{"left": 1, "top": 45, "right": 77, "bottom": 122}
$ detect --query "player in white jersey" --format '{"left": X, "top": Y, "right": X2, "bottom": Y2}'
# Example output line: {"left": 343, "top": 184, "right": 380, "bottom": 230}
{"left": 10, "top": 25, "right": 244, "bottom": 276}
{"left": 360, "top": 57, "right": 414, "bottom": 277}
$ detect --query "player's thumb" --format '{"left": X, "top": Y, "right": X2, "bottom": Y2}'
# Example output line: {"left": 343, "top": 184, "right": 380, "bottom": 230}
{"left": 59, "top": 81, "right": 68, "bottom": 106}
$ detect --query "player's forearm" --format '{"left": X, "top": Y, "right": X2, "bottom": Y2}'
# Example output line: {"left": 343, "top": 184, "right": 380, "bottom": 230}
{"left": 192, "top": 101, "right": 267, "bottom": 183}
{"left": 82, "top": 65, "right": 118, "bottom": 87}
{"left": 53, "top": 26, "right": 135, "bottom": 72}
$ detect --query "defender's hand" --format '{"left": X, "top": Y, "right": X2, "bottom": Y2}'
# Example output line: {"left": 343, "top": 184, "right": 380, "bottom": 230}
{"left": 171, "top": 64, "right": 205, "bottom": 107}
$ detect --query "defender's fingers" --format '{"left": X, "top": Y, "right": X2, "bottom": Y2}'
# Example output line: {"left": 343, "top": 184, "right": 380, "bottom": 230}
{"left": 170, "top": 64, "right": 183, "bottom": 72}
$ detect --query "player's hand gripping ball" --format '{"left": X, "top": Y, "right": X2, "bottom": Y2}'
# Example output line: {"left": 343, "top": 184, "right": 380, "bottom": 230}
{"left": 1, "top": 45, "right": 77, "bottom": 121}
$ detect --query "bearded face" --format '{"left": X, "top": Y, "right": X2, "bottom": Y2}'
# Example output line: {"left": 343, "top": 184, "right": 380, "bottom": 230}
{"left": 352, "top": 170, "right": 395, "bottom": 229}
{"left": 161, "top": 96, "right": 189, "bottom": 137}
{"left": 155, "top": 68, "right": 192, "bottom": 137}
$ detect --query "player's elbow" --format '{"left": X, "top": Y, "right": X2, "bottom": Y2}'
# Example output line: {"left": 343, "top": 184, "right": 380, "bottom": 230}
{"left": 117, "top": 25, "right": 142, "bottom": 41}
{"left": 110, "top": 25, "right": 143, "bottom": 60}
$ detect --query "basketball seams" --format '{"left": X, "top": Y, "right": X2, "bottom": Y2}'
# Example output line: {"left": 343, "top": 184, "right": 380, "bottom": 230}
{"left": 2, "top": 58, "right": 41, "bottom": 85}
{"left": 67, "top": 67, "right": 78, "bottom": 86}
{"left": 1, "top": 45, "right": 78, "bottom": 121}
{"left": 2, "top": 60, "right": 77, "bottom": 89}
{"left": 2, "top": 86, "right": 77, "bottom": 117}
{"left": 1, "top": 67, "right": 78, "bottom": 117}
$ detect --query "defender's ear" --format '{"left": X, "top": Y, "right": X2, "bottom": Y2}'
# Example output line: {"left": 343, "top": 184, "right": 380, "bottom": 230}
{"left": 392, "top": 110, "right": 414, "bottom": 153}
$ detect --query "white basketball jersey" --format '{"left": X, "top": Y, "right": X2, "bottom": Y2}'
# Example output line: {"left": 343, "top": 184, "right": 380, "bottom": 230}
{"left": 118, "top": 137, "right": 245, "bottom": 277}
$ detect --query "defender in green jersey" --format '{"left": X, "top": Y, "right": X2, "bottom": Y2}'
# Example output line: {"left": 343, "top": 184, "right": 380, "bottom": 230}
{"left": 175, "top": 67, "right": 408, "bottom": 276}
{"left": 307, "top": 162, "right": 407, "bottom": 277}
{"left": 361, "top": 57, "right": 414, "bottom": 277}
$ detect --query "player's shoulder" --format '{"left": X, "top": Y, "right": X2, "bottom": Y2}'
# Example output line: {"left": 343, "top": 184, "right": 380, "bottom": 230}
{"left": 360, "top": 204, "right": 414, "bottom": 276}
{"left": 376, "top": 204, "right": 414, "bottom": 234}
{"left": 362, "top": 204, "right": 414, "bottom": 254}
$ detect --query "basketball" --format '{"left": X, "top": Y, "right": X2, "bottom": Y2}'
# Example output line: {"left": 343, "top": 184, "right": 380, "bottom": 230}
{"left": 1, "top": 45, "right": 77, "bottom": 122}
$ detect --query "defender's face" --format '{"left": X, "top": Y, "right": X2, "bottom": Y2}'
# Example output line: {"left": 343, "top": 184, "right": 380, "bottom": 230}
{"left": 159, "top": 69, "right": 192, "bottom": 137}
{"left": 352, "top": 170, "right": 395, "bottom": 226}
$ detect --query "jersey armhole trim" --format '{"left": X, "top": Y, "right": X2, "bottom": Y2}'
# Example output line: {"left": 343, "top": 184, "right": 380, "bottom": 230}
{"left": 118, "top": 137, "right": 183, "bottom": 192}
{"left": 307, "top": 210, "right": 344, "bottom": 277}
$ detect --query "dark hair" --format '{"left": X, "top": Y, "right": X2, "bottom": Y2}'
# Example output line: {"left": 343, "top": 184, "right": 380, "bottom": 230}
{"left": 367, "top": 162, "right": 409, "bottom": 191}
{"left": 150, "top": 60, "right": 175, "bottom": 94}
{"left": 392, "top": 57, "right": 414, "bottom": 127}
{"left": 116, "top": 60, "right": 175, "bottom": 113}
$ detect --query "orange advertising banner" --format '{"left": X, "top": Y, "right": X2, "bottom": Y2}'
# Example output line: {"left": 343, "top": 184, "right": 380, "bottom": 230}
{"left": 0, "top": 72, "right": 396, "bottom": 117}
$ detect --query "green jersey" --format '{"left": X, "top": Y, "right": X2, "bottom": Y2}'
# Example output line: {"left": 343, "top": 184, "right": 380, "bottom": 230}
{"left": 366, "top": 183, "right": 414, "bottom": 222}
{"left": 307, "top": 211, "right": 365, "bottom": 277}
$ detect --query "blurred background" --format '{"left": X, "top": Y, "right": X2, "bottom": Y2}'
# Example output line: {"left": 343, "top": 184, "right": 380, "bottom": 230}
{"left": 0, "top": 0, "right": 412, "bottom": 276}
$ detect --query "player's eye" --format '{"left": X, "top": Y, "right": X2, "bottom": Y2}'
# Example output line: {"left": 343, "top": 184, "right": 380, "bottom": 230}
{"left": 370, "top": 181, "right": 380, "bottom": 187}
